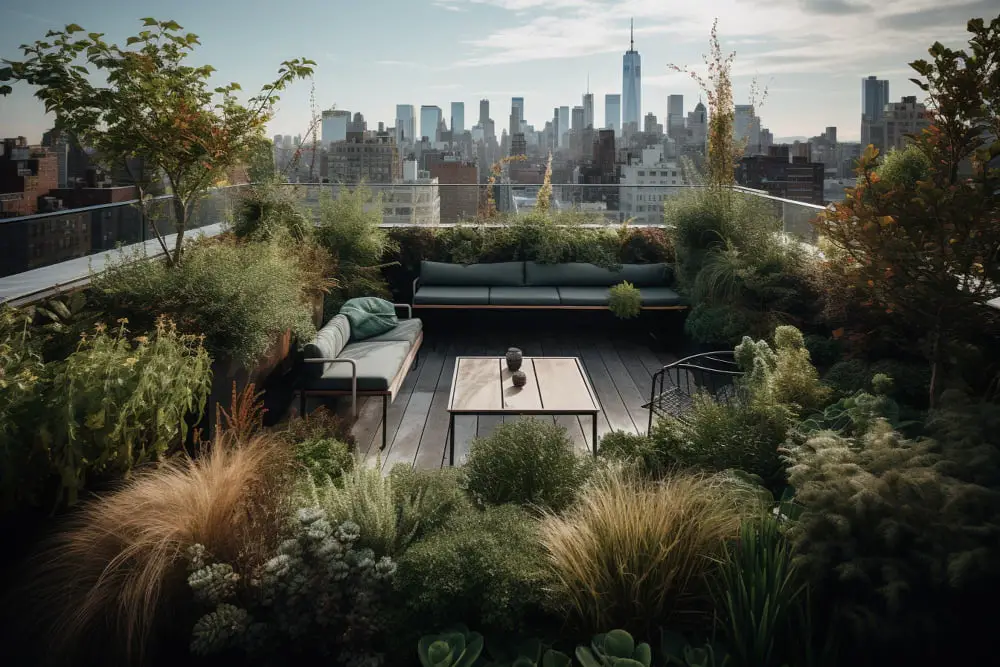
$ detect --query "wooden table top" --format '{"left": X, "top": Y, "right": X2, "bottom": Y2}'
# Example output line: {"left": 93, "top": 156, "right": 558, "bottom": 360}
{"left": 448, "top": 356, "right": 600, "bottom": 414}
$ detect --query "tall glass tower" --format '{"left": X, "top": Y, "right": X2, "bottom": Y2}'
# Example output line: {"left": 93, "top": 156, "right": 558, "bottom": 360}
{"left": 605, "top": 94, "right": 621, "bottom": 135}
{"left": 451, "top": 102, "right": 465, "bottom": 134}
{"left": 622, "top": 19, "right": 641, "bottom": 134}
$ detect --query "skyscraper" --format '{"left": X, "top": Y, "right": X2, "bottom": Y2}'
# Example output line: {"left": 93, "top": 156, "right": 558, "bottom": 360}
{"left": 510, "top": 97, "right": 524, "bottom": 136}
{"left": 420, "top": 105, "right": 443, "bottom": 142}
{"left": 558, "top": 106, "right": 570, "bottom": 148}
{"left": 622, "top": 19, "right": 642, "bottom": 134}
{"left": 394, "top": 105, "right": 415, "bottom": 145}
{"left": 583, "top": 92, "right": 594, "bottom": 129}
{"left": 667, "top": 94, "right": 684, "bottom": 140}
{"left": 479, "top": 99, "right": 490, "bottom": 126}
{"left": 572, "top": 106, "right": 584, "bottom": 132}
{"left": 321, "top": 109, "right": 351, "bottom": 147}
{"left": 605, "top": 94, "right": 621, "bottom": 135}
{"left": 451, "top": 102, "right": 465, "bottom": 134}
{"left": 861, "top": 75, "right": 890, "bottom": 147}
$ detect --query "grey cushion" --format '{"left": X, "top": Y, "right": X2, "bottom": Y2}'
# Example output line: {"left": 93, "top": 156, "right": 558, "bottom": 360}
{"left": 303, "top": 314, "right": 351, "bottom": 380}
{"left": 413, "top": 286, "right": 490, "bottom": 305}
{"left": 557, "top": 286, "right": 612, "bottom": 306}
{"left": 309, "top": 341, "right": 411, "bottom": 392}
{"left": 420, "top": 260, "right": 524, "bottom": 286}
{"left": 364, "top": 317, "right": 423, "bottom": 346}
{"left": 489, "top": 287, "right": 561, "bottom": 306}
{"left": 639, "top": 287, "right": 684, "bottom": 307}
{"left": 525, "top": 262, "right": 668, "bottom": 287}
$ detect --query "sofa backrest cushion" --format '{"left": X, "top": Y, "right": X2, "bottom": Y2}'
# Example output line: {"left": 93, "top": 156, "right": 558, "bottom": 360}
{"left": 340, "top": 297, "right": 398, "bottom": 341}
{"left": 303, "top": 314, "right": 351, "bottom": 379}
{"left": 420, "top": 260, "right": 524, "bottom": 286}
{"left": 525, "top": 262, "right": 669, "bottom": 287}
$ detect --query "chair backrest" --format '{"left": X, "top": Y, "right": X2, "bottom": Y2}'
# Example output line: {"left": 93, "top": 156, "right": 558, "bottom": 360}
{"left": 302, "top": 314, "right": 351, "bottom": 378}
{"left": 419, "top": 260, "right": 525, "bottom": 286}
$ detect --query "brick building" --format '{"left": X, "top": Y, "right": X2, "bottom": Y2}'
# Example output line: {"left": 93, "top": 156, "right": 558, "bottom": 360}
{"left": 428, "top": 160, "right": 479, "bottom": 223}
{"left": 0, "top": 137, "right": 58, "bottom": 217}
{"left": 736, "top": 146, "right": 825, "bottom": 205}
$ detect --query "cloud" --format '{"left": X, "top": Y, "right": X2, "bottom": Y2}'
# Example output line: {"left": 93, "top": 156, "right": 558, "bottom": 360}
{"left": 798, "top": 0, "right": 868, "bottom": 15}
{"left": 876, "top": 0, "right": 997, "bottom": 31}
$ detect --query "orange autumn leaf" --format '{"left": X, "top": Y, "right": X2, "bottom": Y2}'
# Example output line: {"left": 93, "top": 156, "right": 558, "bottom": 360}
{"left": 832, "top": 327, "right": 845, "bottom": 340}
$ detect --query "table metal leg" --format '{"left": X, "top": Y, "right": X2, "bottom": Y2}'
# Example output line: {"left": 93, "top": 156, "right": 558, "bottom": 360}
{"left": 449, "top": 413, "right": 456, "bottom": 466}
{"left": 592, "top": 413, "right": 599, "bottom": 458}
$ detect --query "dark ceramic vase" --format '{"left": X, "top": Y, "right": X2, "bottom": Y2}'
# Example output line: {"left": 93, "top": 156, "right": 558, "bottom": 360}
{"left": 512, "top": 370, "right": 527, "bottom": 387}
{"left": 505, "top": 347, "right": 523, "bottom": 371}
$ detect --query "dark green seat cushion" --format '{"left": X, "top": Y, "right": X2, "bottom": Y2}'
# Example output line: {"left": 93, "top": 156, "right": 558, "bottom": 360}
{"left": 340, "top": 297, "right": 398, "bottom": 340}
{"left": 308, "top": 341, "right": 411, "bottom": 392}
{"left": 364, "top": 317, "right": 423, "bottom": 346}
{"left": 488, "top": 287, "right": 561, "bottom": 306}
{"left": 303, "top": 314, "right": 351, "bottom": 380}
{"left": 525, "top": 262, "right": 668, "bottom": 287}
{"left": 413, "top": 286, "right": 490, "bottom": 305}
{"left": 420, "top": 260, "right": 524, "bottom": 286}
{"left": 639, "top": 287, "right": 684, "bottom": 307}
{"left": 557, "top": 286, "right": 611, "bottom": 306}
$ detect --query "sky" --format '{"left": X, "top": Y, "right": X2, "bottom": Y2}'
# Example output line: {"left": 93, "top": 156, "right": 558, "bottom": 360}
{"left": 0, "top": 0, "right": 994, "bottom": 144}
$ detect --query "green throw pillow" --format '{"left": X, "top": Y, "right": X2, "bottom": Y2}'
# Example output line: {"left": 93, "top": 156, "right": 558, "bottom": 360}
{"left": 340, "top": 297, "right": 399, "bottom": 341}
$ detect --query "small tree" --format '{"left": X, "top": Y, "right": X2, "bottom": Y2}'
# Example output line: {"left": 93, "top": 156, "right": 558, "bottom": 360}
{"left": 815, "top": 15, "right": 1000, "bottom": 407}
{"left": 1, "top": 18, "right": 314, "bottom": 266}
{"left": 536, "top": 151, "right": 553, "bottom": 213}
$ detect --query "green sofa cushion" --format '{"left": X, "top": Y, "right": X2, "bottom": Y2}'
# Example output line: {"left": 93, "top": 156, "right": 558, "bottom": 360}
{"left": 488, "top": 287, "right": 561, "bottom": 306}
{"left": 303, "top": 314, "right": 351, "bottom": 380}
{"left": 557, "top": 286, "right": 612, "bottom": 306}
{"left": 525, "top": 262, "right": 668, "bottom": 287}
{"left": 340, "top": 297, "right": 398, "bottom": 340}
{"left": 638, "top": 287, "right": 684, "bottom": 307}
{"left": 309, "top": 341, "right": 412, "bottom": 392}
{"left": 364, "top": 318, "right": 423, "bottom": 346}
{"left": 414, "top": 286, "right": 490, "bottom": 305}
{"left": 420, "top": 260, "right": 524, "bottom": 286}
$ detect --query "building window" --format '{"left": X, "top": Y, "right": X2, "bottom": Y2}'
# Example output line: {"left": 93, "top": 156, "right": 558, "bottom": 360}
{"left": 638, "top": 170, "right": 645, "bottom": 176}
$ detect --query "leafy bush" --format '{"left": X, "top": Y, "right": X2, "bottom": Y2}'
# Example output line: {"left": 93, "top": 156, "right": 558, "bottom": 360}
{"left": 618, "top": 225, "right": 675, "bottom": 264}
{"left": 232, "top": 181, "right": 312, "bottom": 243}
{"left": 803, "top": 334, "right": 843, "bottom": 370}
{"left": 0, "top": 306, "right": 45, "bottom": 509}
{"left": 394, "top": 505, "right": 552, "bottom": 637}
{"left": 300, "top": 463, "right": 470, "bottom": 557}
{"left": 712, "top": 518, "right": 806, "bottom": 667}
{"left": 822, "top": 359, "right": 870, "bottom": 397}
{"left": 91, "top": 237, "right": 316, "bottom": 365}
{"left": 465, "top": 418, "right": 590, "bottom": 511}
{"left": 187, "top": 507, "right": 396, "bottom": 664}
{"left": 608, "top": 282, "right": 642, "bottom": 319}
{"left": 597, "top": 431, "right": 665, "bottom": 476}
{"left": 293, "top": 437, "right": 354, "bottom": 484}
{"left": 18, "top": 435, "right": 293, "bottom": 666}
{"left": 782, "top": 419, "right": 1000, "bottom": 659}
{"left": 539, "top": 466, "right": 761, "bottom": 636}
{"left": 736, "top": 326, "right": 829, "bottom": 416}
{"left": 870, "top": 144, "right": 931, "bottom": 189}
{"left": 823, "top": 358, "right": 931, "bottom": 409}
{"left": 42, "top": 318, "right": 211, "bottom": 507}
{"left": 278, "top": 404, "right": 356, "bottom": 448}
{"left": 683, "top": 302, "right": 755, "bottom": 347}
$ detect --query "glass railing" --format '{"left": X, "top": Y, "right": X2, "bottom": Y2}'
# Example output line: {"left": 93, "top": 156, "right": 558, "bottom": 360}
{"left": 0, "top": 182, "right": 829, "bottom": 295}
{"left": 0, "top": 185, "right": 248, "bottom": 279}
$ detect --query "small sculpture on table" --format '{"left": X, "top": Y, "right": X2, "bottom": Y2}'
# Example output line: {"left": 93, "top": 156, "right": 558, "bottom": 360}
{"left": 511, "top": 370, "right": 527, "bottom": 387}
{"left": 505, "top": 347, "right": 523, "bottom": 371}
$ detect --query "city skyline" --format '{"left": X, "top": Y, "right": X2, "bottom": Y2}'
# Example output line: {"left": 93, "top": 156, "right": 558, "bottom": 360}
{"left": 0, "top": 0, "right": 992, "bottom": 143}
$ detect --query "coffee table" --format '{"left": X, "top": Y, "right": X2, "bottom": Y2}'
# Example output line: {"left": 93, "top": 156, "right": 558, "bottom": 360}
{"left": 447, "top": 356, "right": 601, "bottom": 466}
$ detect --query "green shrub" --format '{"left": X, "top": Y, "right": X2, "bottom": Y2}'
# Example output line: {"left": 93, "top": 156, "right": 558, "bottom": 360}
{"left": 608, "top": 281, "right": 642, "bottom": 319}
{"left": 91, "top": 237, "right": 316, "bottom": 366}
{"left": 465, "top": 418, "right": 590, "bottom": 511}
{"left": 300, "top": 463, "right": 471, "bottom": 557}
{"left": 803, "top": 334, "right": 843, "bottom": 369}
{"left": 394, "top": 505, "right": 552, "bottom": 637}
{"left": 712, "top": 518, "right": 806, "bottom": 667}
{"left": 618, "top": 226, "right": 675, "bottom": 264}
{"left": 822, "top": 359, "right": 869, "bottom": 396}
{"left": 870, "top": 144, "right": 931, "bottom": 189}
{"left": 278, "top": 405, "right": 356, "bottom": 448}
{"left": 37, "top": 318, "right": 211, "bottom": 507}
{"left": 539, "top": 466, "right": 761, "bottom": 636}
{"left": 782, "top": 419, "right": 1000, "bottom": 658}
{"left": 598, "top": 431, "right": 665, "bottom": 476}
{"left": 868, "top": 359, "right": 931, "bottom": 409}
{"left": 293, "top": 437, "right": 353, "bottom": 484}
{"left": 187, "top": 507, "right": 396, "bottom": 664}
{"left": 683, "top": 302, "right": 756, "bottom": 347}
{"left": 232, "top": 181, "right": 312, "bottom": 243}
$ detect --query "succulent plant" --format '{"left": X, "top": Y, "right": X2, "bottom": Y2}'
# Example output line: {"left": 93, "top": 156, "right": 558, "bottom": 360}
{"left": 576, "top": 629, "right": 652, "bottom": 667}
{"left": 418, "top": 626, "right": 484, "bottom": 667}
{"left": 506, "top": 347, "right": 523, "bottom": 371}
{"left": 512, "top": 370, "right": 527, "bottom": 387}
{"left": 484, "top": 636, "right": 571, "bottom": 667}
{"left": 660, "top": 629, "right": 730, "bottom": 667}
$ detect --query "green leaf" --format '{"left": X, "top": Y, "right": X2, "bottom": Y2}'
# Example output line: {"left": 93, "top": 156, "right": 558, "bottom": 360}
{"left": 161, "top": 20, "right": 182, "bottom": 31}
{"left": 65, "top": 24, "right": 84, "bottom": 34}
{"left": 126, "top": 36, "right": 142, "bottom": 46}
{"left": 141, "top": 17, "right": 158, "bottom": 26}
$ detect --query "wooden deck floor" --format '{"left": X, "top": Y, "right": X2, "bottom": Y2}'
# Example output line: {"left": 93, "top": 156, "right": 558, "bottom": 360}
{"left": 318, "top": 317, "right": 682, "bottom": 471}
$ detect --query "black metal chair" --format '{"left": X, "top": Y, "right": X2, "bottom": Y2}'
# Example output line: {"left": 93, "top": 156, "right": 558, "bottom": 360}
{"left": 644, "top": 350, "right": 745, "bottom": 433}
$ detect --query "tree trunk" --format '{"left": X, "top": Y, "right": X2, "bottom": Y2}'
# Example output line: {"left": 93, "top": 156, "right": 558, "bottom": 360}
{"left": 142, "top": 195, "right": 174, "bottom": 267}
{"left": 171, "top": 196, "right": 187, "bottom": 264}
{"left": 928, "top": 318, "right": 943, "bottom": 410}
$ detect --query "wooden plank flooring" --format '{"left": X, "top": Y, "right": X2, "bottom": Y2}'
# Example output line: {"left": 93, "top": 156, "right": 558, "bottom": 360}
{"left": 321, "top": 324, "right": 681, "bottom": 471}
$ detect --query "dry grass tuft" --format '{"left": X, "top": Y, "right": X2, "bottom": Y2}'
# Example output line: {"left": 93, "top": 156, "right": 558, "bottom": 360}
{"left": 21, "top": 434, "right": 294, "bottom": 666}
{"left": 539, "top": 464, "right": 762, "bottom": 635}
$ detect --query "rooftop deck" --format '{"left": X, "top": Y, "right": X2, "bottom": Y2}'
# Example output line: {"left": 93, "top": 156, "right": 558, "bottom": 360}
{"left": 316, "top": 313, "right": 683, "bottom": 471}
